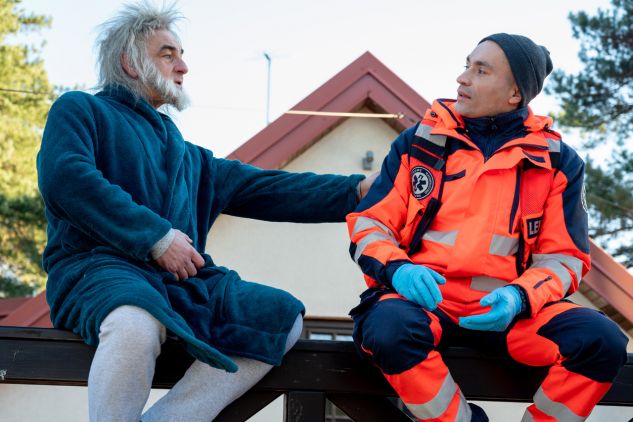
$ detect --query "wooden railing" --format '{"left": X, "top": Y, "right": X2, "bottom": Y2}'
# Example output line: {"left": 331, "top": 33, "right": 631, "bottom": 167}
{"left": 0, "top": 327, "right": 631, "bottom": 421}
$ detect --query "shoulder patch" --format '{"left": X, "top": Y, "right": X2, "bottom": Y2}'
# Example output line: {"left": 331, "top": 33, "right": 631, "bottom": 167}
{"left": 411, "top": 166, "right": 435, "bottom": 200}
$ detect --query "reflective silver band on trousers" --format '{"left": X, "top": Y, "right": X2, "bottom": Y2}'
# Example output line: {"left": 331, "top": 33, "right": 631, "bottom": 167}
{"left": 520, "top": 387, "right": 586, "bottom": 422}
{"left": 405, "top": 372, "right": 461, "bottom": 420}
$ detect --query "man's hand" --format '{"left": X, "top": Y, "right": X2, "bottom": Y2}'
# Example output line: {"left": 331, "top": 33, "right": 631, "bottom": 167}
{"left": 155, "top": 229, "right": 205, "bottom": 281}
{"left": 459, "top": 286, "right": 523, "bottom": 331}
{"left": 392, "top": 263, "right": 445, "bottom": 310}
{"left": 358, "top": 172, "right": 379, "bottom": 200}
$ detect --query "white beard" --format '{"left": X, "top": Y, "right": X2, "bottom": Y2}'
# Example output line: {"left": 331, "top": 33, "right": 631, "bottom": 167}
{"left": 143, "top": 62, "right": 191, "bottom": 111}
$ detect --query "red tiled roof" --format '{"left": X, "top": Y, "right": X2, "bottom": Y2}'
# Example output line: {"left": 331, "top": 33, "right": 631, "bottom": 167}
{"left": 0, "top": 291, "right": 51, "bottom": 328}
{"left": 0, "top": 297, "right": 30, "bottom": 319}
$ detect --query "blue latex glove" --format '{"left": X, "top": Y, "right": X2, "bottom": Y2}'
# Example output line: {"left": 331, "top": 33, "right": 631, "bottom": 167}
{"left": 391, "top": 264, "right": 446, "bottom": 310}
{"left": 459, "top": 286, "right": 523, "bottom": 332}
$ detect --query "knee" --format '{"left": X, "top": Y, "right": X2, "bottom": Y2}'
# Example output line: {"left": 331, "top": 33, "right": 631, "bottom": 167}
{"left": 585, "top": 315, "right": 629, "bottom": 378}
{"left": 99, "top": 305, "right": 166, "bottom": 355}
{"left": 356, "top": 299, "right": 435, "bottom": 375}
{"left": 284, "top": 314, "right": 303, "bottom": 353}
{"left": 547, "top": 308, "right": 629, "bottom": 382}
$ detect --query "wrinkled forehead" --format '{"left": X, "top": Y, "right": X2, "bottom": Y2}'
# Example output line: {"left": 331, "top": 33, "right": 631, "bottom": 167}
{"left": 145, "top": 28, "right": 183, "bottom": 53}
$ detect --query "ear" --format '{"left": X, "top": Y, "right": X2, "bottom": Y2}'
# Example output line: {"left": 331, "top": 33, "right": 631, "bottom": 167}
{"left": 121, "top": 54, "right": 139, "bottom": 79}
{"left": 509, "top": 85, "right": 522, "bottom": 106}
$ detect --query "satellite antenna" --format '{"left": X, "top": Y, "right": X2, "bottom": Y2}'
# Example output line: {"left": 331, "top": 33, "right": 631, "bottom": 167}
{"left": 264, "top": 52, "right": 271, "bottom": 125}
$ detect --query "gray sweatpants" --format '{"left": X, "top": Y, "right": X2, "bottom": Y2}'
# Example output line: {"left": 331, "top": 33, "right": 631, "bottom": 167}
{"left": 88, "top": 305, "right": 302, "bottom": 422}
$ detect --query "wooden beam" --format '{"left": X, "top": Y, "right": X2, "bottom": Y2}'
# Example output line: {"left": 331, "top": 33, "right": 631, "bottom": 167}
{"left": 0, "top": 327, "right": 631, "bottom": 406}
{"left": 328, "top": 394, "right": 411, "bottom": 421}
{"left": 284, "top": 391, "right": 325, "bottom": 422}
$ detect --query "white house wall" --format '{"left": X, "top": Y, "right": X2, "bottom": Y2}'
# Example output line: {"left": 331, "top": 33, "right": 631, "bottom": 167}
{"left": 206, "top": 111, "right": 397, "bottom": 317}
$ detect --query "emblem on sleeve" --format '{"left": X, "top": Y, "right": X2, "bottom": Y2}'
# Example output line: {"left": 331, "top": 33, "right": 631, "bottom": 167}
{"left": 411, "top": 166, "right": 434, "bottom": 200}
{"left": 581, "top": 183, "right": 588, "bottom": 212}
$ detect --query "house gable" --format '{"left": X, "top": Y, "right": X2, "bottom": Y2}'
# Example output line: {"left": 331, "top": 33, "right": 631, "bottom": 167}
{"left": 227, "top": 51, "right": 430, "bottom": 169}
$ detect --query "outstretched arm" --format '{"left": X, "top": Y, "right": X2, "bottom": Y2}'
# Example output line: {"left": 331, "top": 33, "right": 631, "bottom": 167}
{"left": 214, "top": 158, "right": 366, "bottom": 223}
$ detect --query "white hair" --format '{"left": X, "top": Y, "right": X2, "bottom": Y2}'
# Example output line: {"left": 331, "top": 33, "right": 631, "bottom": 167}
{"left": 95, "top": 1, "right": 187, "bottom": 108}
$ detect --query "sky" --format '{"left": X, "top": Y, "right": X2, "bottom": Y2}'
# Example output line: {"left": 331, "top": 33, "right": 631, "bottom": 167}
{"left": 19, "top": 0, "right": 611, "bottom": 158}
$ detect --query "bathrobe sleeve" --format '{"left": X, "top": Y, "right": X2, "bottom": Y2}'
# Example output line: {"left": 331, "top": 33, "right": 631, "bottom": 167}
{"left": 212, "top": 158, "right": 365, "bottom": 223}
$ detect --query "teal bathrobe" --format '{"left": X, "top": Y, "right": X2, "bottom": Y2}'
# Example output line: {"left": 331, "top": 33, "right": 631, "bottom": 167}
{"left": 37, "top": 87, "right": 364, "bottom": 372}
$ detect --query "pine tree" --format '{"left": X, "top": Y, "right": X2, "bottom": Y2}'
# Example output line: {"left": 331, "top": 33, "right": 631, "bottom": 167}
{"left": 547, "top": 0, "right": 633, "bottom": 267}
{"left": 0, "top": 0, "right": 53, "bottom": 296}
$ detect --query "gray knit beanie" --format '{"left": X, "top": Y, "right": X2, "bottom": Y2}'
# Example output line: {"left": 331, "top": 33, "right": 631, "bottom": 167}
{"left": 479, "top": 33, "right": 553, "bottom": 107}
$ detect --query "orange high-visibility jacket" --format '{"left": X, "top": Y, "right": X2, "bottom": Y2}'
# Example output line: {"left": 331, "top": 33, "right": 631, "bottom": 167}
{"left": 347, "top": 99, "right": 590, "bottom": 320}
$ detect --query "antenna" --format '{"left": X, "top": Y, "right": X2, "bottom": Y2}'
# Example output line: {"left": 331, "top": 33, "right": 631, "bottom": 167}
{"left": 263, "top": 52, "right": 272, "bottom": 125}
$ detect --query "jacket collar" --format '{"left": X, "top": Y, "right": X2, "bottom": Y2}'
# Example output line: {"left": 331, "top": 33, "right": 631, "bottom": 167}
{"left": 463, "top": 108, "right": 528, "bottom": 161}
{"left": 463, "top": 107, "right": 528, "bottom": 139}
{"left": 430, "top": 99, "right": 553, "bottom": 134}
{"left": 425, "top": 99, "right": 558, "bottom": 169}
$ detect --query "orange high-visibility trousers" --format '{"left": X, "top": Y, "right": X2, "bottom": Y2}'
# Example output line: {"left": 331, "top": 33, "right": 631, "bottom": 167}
{"left": 351, "top": 293, "right": 628, "bottom": 422}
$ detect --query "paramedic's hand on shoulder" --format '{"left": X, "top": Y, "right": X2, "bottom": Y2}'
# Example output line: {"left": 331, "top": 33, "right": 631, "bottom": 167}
{"left": 459, "top": 286, "right": 524, "bottom": 331}
{"left": 392, "top": 263, "right": 445, "bottom": 310}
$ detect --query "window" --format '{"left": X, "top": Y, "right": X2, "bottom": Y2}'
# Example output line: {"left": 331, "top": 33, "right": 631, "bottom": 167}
{"left": 302, "top": 318, "right": 354, "bottom": 342}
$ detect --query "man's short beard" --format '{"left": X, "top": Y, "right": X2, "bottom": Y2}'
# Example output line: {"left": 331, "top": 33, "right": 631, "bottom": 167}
{"left": 142, "top": 61, "right": 191, "bottom": 111}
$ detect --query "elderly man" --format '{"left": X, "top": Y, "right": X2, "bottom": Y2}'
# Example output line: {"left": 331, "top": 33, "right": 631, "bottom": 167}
{"left": 347, "top": 34, "right": 628, "bottom": 421}
{"left": 37, "top": 2, "right": 370, "bottom": 421}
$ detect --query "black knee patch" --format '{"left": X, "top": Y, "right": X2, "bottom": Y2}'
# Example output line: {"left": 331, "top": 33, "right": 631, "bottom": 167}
{"left": 355, "top": 298, "right": 435, "bottom": 375}
{"left": 538, "top": 307, "right": 629, "bottom": 382}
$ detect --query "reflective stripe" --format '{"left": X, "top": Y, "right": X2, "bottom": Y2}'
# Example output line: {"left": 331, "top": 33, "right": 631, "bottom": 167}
{"left": 352, "top": 216, "right": 395, "bottom": 239}
{"left": 489, "top": 234, "right": 519, "bottom": 256}
{"left": 353, "top": 231, "right": 398, "bottom": 263}
{"left": 415, "top": 123, "right": 432, "bottom": 138}
{"left": 534, "top": 260, "right": 572, "bottom": 290}
{"left": 546, "top": 138, "right": 561, "bottom": 153}
{"left": 521, "top": 409, "right": 534, "bottom": 422}
{"left": 534, "top": 253, "right": 583, "bottom": 281}
{"left": 422, "top": 230, "right": 458, "bottom": 246}
{"left": 530, "top": 253, "right": 584, "bottom": 291}
{"left": 533, "top": 387, "right": 586, "bottom": 422}
{"left": 405, "top": 372, "right": 457, "bottom": 419}
{"left": 415, "top": 123, "right": 447, "bottom": 147}
{"left": 470, "top": 276, "right": 508, "bottom": 292}
{"left": 454, "top": 390, "right": 472, "bottom": 422}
